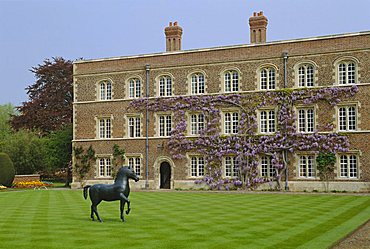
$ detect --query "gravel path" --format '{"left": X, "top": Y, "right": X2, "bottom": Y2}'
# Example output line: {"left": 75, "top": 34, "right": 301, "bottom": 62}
{"left": 331, "top": 219, "right": 370, "bottom": 249}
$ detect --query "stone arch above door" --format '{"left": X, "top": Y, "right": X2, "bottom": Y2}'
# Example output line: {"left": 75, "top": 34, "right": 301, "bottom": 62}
{"left": 153, "top": 156, "right": 175, "bottom": 190}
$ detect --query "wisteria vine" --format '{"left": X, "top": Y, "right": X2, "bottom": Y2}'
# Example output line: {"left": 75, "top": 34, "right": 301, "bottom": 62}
{"left": 129, "top": 85, "right": 358, "bottom": 190}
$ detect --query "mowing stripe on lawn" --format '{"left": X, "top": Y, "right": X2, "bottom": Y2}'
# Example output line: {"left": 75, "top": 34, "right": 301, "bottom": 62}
{"left": 0, "top": 190, "right": 369, "bottom": 249}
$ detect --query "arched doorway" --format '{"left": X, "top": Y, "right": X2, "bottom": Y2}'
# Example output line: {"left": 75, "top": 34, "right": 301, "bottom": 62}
{"left": 160, "top": 162, "right": 171, "bottom": 189}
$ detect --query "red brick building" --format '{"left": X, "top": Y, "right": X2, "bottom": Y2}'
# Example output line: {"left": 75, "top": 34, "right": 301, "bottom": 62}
{"left": 72, "top": 12, "right": 370, "bottom": 191}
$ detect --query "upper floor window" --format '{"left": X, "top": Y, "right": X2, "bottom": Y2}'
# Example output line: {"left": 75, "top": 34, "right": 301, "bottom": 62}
{"left": 297, "top": 64, "right": 315, "bottom": 87}
{"left": 99, "top": 80, "right": 112, "bottom": 100}
{"left": 224, "top": 70, "right": 239, "bottom": 92}
{"left": 158, "top": 114, "right": 172, "bottom": 136}
{"left": 191, "top": 73, "right": 205, "bottom": 95}
{"left": 190, "top": 113, "right": 205, "bottom": 135}
{"left": 224, "top": 112, "right": 239, "bottom": 134}
{"left": 190, "top": 156, "right": 205, "bottom": 177}
{"left": 299, "top": 155, "right": 315, "bottom": 178}
{"left": 261, "top": 155, "right": 274, "bottom": 178}
{"left": 224, "top": 156, "right": 238, "bottom": 177}
{"left": 158, "top": 75, "right": 172, "bottom": 97}
{"left": 98, "top": 158, "right": 112, "bottom": 177}
{"left": 128, "top": 116, "right": 141, "bottom": 138}
{"left": 128, "top": 157, "right": 141, "bottom": 177}
{"left": 338, "top": 61, "right": 356, "bottom": 85}
{"left": 339, "top": 154, "right": 358, "bottom": 178}
{"left": 259, "top": 109, "right": 275, "bottom": 133}
{"left": 129, "top": 78, "right": 141, "bottom": 98}
{"left": 98, "top": 118, "right": 111, "bottom": 139}
{"left": 297, "top": 108, "right": 315, "bottom": 133}
{"left": 260, "top": 68, "right": 275, "bottom": 90}
{"left": 338, "top": 105, "right": 357, "bottom": 131}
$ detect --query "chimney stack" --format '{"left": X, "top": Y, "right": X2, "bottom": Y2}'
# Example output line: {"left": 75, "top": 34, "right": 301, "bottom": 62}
{"left": 164, "top": 21, "right": 183, "bottom": 52}
{"left": 249, "top": 11, "right": 268, "bottom": 44}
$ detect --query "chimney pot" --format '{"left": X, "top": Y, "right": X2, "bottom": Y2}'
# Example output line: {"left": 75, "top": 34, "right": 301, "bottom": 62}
{"left": 164, "top": 21, "right": 183, "bottom": 52}
{"left": 249, "top": 11, "right": 268, "bottom": 44}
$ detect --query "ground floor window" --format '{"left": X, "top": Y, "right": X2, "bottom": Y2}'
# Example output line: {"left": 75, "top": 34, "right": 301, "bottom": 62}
{"left": 190, "top": 156, "right": 205, "bottom": 177}
{"left": 224, "top": 156, "right": 238, "bottom": 177}
{"left": 261, "top": 155, "right": 274, "bottom": 178}
{"left": 339, "top": 155, "right": 358, "bottom": 178}
{"left": 98, "top": 158, "right": 111, "bottom": 177}
{"left": 299, "top": 155, "right": 315, "bottom": 178}
{"left": 128, "top": 157, "right": 141, "bottom": 177}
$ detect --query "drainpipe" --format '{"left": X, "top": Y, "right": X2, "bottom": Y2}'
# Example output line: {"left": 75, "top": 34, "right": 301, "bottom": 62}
{"left": 282, "top": 51, "right": 289, "bottom": 191}
{"left": 145, "top": 64, "right": 150, "bottom": 189}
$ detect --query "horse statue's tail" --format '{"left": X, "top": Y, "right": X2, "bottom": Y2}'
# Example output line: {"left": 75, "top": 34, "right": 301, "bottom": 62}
{"left": 83, "top": 185, "right": 91, "bottom": 199}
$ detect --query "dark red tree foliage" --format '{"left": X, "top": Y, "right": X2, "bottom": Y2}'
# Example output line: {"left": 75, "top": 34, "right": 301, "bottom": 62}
{"left": 12, "top": 57, "right": 73, "bottom": 133}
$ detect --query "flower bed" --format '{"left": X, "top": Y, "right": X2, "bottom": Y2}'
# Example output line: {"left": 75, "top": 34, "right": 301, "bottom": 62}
{"left": 0, "top": 185, "right": 7, "bottom": 190}
{"left": 13, "top": 181, "right": 53, "bottom": 189}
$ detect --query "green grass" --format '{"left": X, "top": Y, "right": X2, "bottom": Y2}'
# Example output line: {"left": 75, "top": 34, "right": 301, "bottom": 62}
{"left": 0, "top": 190, "right": 369, "bottom": 249}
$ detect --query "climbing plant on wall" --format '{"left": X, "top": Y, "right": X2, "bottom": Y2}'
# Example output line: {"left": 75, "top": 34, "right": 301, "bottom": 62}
{"left": 129, "top": 85, "right": 358, "bottom": 190}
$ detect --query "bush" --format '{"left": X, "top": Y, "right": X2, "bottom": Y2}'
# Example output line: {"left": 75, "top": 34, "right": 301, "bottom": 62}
{"left": 0, "top": 152, "right": 15, "bottom": 187}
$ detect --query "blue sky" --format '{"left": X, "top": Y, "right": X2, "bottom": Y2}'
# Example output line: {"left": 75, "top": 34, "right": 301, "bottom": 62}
{"left": 0, "top": 0, "right": 369, "bottom": 106}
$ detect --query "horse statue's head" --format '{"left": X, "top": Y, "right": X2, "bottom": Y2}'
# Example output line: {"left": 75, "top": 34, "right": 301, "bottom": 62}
{"left": 116, "top": 166, "right": 139, "bottom": 182}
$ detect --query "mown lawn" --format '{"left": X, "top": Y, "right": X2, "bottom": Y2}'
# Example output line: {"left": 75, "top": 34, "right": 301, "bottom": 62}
{"left": 0, "top": 190, "right": 369, "bottom": 249}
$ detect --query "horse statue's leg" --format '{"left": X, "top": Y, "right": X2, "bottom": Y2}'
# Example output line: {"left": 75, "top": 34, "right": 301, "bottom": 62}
{"left": 92, "top": 200, "right": 103, "bottom": 222}
{"left": 119, "top": 193, "right": 130, "bottom": 222}
{"left": 126, "top": 198, "right": 131, "bottom": 215}
{"left": 120, "top": 200, "right": 126, "bottom": 222}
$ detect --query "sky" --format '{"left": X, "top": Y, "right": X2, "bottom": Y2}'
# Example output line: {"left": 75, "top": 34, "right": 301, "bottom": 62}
{"left": 0, "top": 0, "right": 369, "bottom": 106}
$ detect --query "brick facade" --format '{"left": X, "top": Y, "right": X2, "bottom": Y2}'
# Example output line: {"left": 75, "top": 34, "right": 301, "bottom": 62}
{"left": 72, "top": 26, "right": 370, "bottom": 192}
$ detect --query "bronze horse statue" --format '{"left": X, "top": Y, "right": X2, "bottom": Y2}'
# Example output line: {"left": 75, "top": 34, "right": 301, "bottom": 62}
{"left": 83, "top": 166, "right": 139, "bottom": 222}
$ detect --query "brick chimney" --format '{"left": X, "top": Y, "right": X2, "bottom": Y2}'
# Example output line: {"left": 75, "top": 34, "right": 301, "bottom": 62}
{"left": 164, "top": 21, "right": 183, "bottom": 52}
{"left": 249, "top": 11, "right": 268, "bottom": 44}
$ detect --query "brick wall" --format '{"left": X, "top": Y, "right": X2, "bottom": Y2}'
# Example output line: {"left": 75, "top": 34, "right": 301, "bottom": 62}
{"left": 72, "top": 32, "right": 370, "bottom": 190}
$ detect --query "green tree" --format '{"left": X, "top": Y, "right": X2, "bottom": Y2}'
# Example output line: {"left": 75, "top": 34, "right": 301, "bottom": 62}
{"left": 0, "top": 103, "right": 16, "bottom": 140}
{"left": 316, "top": 152, "right": 336, "bottom": 192}
{"left": 0, "top": 130, "right": 46, "bottom": 174}
{"left": 0, "top": 152, "right": 15, "bottom": 187}
{"left": 74, "top": 145, "right": 96, "bottom": 187}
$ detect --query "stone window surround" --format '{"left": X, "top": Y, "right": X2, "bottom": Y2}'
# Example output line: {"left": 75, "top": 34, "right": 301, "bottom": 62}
{"left": 187, "top": 69, "right": 208, "bottom": 95}
{"left": 293, "top": 60, "right": 318, "bottom": 88}
{"left": 333, "top": 56, "right": 360, "bottom": 85}
{"left": 125, "top": 75, "right": 143, "bottom": 99}
{"left": 125, "top": 153, "right": 143, "bottom": 178}
{"left": 95, "top": 78, "right": 114, "bottom": 101}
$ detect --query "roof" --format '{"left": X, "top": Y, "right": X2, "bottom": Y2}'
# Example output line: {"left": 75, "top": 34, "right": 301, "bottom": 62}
{"left": 74, "top": 31, "right": 370, "bottom": 64}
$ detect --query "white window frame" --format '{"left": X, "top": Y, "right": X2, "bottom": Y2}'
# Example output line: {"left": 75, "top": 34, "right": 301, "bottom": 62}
{"left": 127, "top": 116, "right": 141, "bottom": 138}
{"left": 158, "top": 114, "right": 172, "bottom": 137}
{"left": 338, "top": 154, "right": 358, "bottom": 179}
{"left": 98, "top": 118, "right": 112, "bottom": 139}
{"left": 189, "top": 156, "right": 205, "bottom": 177}
{"left": 223, "top": 111, "right": 239, "bottom": 134}
{"left": 297, "top": 64, "right": 315, "bottom": 87}
{"left": 258, "top": 109, "right": 276, "bottom": 134}
{"left": 189, "top": 113, "right": 205, "bottom": 135}
{"left": 337, "top": 62, "right": 357, "bottom": 85}
{"left": 158, "top": 75, "right": 173, "bottom": 97}
{"left": 127, "top": 156, "right": 141, "bottom": 177}
{"left": 259, "top": 67, "right": 276, "bottom": 90}
{"left": 224, "top": 70, "right": 239, "bottom": 92}
{"left": 297, "top": 107, "right": 315, "bottom": 133}
{"left": 98, "top": 157, "right": 112, "bottom": 178}
{"left": 128, "top": 78, "right": 141, "bottom": 99}
{"left": 260, "top": 155, "right": 274, "bottom": 178}
{"left": 298, "top": 155, "right": 316, "bottom": 178}
{"left": 190, "top": 73, "right": 205, "bottom": 95}
{"left": 98, "top": 80, "right": 112, "bottom": 100}
{"left": 224, "top": 156, "right": 239, "bottom": 177}
{"left": 337, "top": 105, "right": 357, "bottom": 131}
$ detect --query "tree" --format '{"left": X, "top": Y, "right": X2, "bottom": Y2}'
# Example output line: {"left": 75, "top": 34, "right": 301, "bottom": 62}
{"left": 11, "top": 57, "right": 73, "bottom": 134}
{"left": 73, "top": 145, "right": 96, "bottom": 187}
{"left": 0, "top": 130, "right": 46, "bottom": 174}
{"left": 0, "top": 103, "right": 16, "bottom": 140}
{"left": 316, "top": 152, "right": 336, "bottom": 192}
{"left": 0, "top": 152, "right": 15, "bottom": 187}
